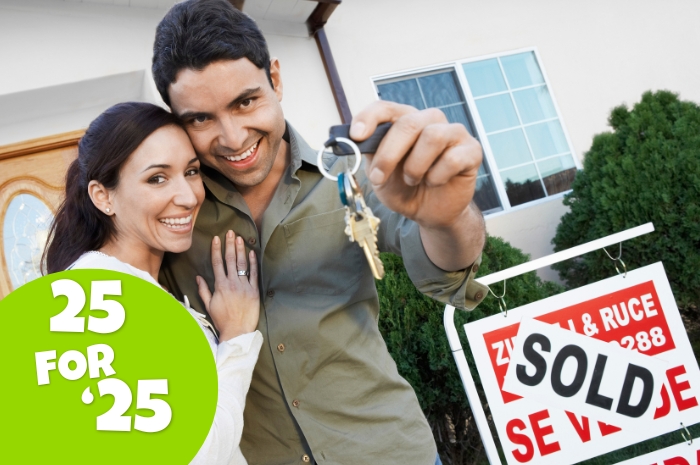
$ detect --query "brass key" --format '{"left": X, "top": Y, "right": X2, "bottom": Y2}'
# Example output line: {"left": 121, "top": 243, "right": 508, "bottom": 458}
{"left": 340, "top": 172, "right": 385, "bottom": 279}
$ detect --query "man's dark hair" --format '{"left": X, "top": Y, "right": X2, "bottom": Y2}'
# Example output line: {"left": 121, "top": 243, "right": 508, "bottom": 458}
{"left": 152, "top": 0, "right": 272, "bottom": 106}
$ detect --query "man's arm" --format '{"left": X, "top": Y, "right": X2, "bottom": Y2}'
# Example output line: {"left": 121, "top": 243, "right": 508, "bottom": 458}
{"left": 350, "top": 101, "right": 486, "bottom": 272}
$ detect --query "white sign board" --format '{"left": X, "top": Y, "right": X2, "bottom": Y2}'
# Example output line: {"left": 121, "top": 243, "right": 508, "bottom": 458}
{"left": 463, "top": 263, "right": 700, "bottom": 465}
{"left": 503, "top": 319, "right": 669, "bottom": 428}
{"left": 613, "top": 439, "right": 699, "bottom": 465}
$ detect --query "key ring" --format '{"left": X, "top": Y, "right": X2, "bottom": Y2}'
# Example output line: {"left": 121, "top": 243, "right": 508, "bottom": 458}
{"left": 317, "top": 136, "right": 362, "bottom": 181}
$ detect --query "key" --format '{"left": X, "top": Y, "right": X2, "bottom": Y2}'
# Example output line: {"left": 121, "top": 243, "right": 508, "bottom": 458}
{"left": 339, "top": 172, "right": 385, "bottom": 279}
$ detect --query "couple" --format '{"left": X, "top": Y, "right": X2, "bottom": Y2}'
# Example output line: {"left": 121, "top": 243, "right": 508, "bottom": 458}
{"left": 44, "top": 0, "right": 488, "bottom": 463}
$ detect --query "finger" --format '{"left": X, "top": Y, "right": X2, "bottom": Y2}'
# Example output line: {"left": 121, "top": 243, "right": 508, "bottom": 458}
{"left": 210, "top": 236, "right": 227, "bottom": 283}
{"left": 236, "top": 236, "right": 248, "bottom": 278}
{"left": 402, "top": 123, "right": 471, "bottom": 186}
{"left": 224, "top": 230, "right": 236, "bottom": 277}
{"left": 424, "top": 139, "right": 483, "bottom": 187}
{"left": 367, "top": 108, "right": 447, "bottom": 186}
{"left": 349, "top": 100, "right": 416, "bottom": 141}
{"left": 196, "top": 276, "right": 212, "bottom": 311}
{"left": 248, "top": 250, "right": 259, "bottom": 291}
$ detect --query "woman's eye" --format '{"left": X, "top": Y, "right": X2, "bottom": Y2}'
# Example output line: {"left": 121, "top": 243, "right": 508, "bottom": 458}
{"left": 186, "top": 168, "right": 200, "bottom": 177}
{"left": 148, "top": 175, "right": 166, "bottom": 185}
{"left": 240, "top": 98, "right": 253, "bottom": 108}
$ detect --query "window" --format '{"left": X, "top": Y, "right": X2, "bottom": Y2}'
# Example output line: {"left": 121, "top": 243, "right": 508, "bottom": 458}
{"left": 374, "top": 49, "right": 579, "bottom": 214}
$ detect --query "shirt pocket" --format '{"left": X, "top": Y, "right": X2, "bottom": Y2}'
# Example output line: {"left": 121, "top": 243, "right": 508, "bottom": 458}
{"left": 283, "top": 208, "right": 364, "bottom": 295}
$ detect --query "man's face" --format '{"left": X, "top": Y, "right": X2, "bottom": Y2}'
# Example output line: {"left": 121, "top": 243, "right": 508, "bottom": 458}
{"left": 168, "top": 58, "right": 285, "bottom": 188}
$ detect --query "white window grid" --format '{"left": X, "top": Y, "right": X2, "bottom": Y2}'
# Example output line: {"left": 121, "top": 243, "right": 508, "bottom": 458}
{"left": 370, "top": 47, "right": 582, "bottom": 216}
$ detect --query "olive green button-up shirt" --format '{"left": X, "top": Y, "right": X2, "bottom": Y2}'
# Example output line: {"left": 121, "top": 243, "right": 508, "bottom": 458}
{"left": 160, "top": 124, "right": 488, "bottom": 465}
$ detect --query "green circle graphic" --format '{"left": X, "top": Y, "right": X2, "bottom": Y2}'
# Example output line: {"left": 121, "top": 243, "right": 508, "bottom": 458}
{"left": 0, "top": 269, "right": 217, "bottom": 464}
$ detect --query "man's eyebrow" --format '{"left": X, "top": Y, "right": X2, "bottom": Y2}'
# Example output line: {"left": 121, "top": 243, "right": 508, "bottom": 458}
{"left": 178, "top": 110, "right": 211, "bottom": 121}
{"left": 228, "top": 87, "right": 262, "bottom": 109}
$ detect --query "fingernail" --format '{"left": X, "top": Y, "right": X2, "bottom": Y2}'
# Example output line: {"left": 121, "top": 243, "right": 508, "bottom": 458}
{"left": 196, "top": 276, "right": 201, "bottom": 285}
{"left": 404, "top": 174, "right": 418, "bottom": 186}
{"left": 350, "top": 121, "right": 366, "bottom": 139}
{"left": 213, "top": 236, "right": 220, "bottom": 244}
{"left": 227, "top": 230, "right": 233, "bottom": 238}
{"left": 369, "top": 167, "right": 385, "bottom": 184}
{"left": 237, "top": 236, "right": 243, "bottom": 244}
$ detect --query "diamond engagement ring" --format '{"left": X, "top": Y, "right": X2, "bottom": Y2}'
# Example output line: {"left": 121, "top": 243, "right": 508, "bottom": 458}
{"left": 237, "top": 270, "right": 249, "bottom": 276}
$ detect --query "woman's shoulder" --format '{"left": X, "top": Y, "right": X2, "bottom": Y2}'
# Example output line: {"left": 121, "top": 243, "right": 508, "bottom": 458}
{"left": 70, "top": 252, "right": 136, "bottom": 276}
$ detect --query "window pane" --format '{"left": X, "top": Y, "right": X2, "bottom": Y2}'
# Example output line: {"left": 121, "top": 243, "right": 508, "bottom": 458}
{"left": 488, "top": 128, "right": 532, "bottom": 169}
{"left": 475, "top": 94, "right": 519, "bottom": 133}
{"left": 441, "top": 104, "right": 478, "bottom": 138}
{"left": 500, "top": 52, "right": 544, "bottom": 89}
{"left": 474, "top": 174, "right": 502, "bottom": 213}
{"left": 525, "top": 120, "right": 569, "bottom": 159}
{"left": 538, "top": 155, "right": 577, "bottom": 195}
{"left": 500, "top": 164, "right": 546, "bottom": 206}
{"left": 462, "top": 59, "right": 507, "bottom": 97}
{"left": 513, "top": 85, "right": 556, "bottom": 124}
{"left": 4, "top": 194, "right": 54, "bottom": 290}
{"left": 377, "top": 79, "right": 426, "bottom": 109}
{"left": 418, "top": 72, "right": 461, "bottom": 107}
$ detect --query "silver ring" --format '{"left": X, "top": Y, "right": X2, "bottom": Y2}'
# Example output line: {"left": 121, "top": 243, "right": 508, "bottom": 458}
{"left": 237, "top": 270, "right": 249, "bottom": 276}
{"left": 317, "top": 137, "right": 362, "bottom": 181}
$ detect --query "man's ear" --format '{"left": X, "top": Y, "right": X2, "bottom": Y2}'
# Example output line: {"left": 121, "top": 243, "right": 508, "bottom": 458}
{"left": 88, "top": 180, "right": 114, "bottom": 216}
{"left": 270, "top": 57, "right": 283, "bottom": 102}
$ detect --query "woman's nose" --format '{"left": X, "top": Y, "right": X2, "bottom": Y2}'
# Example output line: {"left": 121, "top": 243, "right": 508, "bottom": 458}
{"left": 173, "top": 177, "right": 199, "bottom": 209}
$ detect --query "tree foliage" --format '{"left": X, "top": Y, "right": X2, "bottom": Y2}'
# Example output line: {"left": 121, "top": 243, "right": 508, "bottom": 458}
{"left": 552, "top": 90, "right": 700, "bottom": 311}
{"left": 376, "top": 236, "right": 563, "bottom": 464}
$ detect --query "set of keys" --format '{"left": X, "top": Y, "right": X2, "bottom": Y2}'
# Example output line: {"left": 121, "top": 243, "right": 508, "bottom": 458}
{"left": 317, "top": 123, "right": 393, "bottom": 280}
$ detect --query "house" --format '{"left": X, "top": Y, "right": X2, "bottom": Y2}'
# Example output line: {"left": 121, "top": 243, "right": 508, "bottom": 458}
{"left": 1, "top": 0, "right": 699, "bottom": 296}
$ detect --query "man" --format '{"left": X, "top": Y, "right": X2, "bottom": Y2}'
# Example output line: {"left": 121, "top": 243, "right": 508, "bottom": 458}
{"left": 153, "top": 1, "right": 488, "bottom": 463}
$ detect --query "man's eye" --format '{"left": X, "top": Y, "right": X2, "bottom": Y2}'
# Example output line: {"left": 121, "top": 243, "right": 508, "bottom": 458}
{"left": 185, "top": 168, "right": 200, "bottom": 177}
{"left": 193, "top": 115, "right": 208, "bottom": 124}
{"left": 148, "top": 175, "right": 166, "bottom": 185}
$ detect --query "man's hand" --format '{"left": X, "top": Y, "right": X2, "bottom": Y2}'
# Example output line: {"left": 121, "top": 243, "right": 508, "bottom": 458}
{"left": 350, "top": 101, "right": 485, "bottom": 271}
{"left": 351, "top": 101, "right": 482, "bottom": 229}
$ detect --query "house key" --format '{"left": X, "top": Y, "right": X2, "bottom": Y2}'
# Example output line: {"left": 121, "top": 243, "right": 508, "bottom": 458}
{"left": 317, "top": 123, "right": 392, "bottom": 280}
{"left": 339, "top": 172, "right": 384, "bottom": 279}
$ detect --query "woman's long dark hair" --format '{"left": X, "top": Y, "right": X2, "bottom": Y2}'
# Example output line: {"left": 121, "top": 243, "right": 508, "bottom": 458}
{"left": 43, "top": 102, "right": 183, "bottom": 273}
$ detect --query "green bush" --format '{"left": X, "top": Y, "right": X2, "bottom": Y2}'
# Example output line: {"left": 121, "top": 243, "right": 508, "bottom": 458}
{"left": 377, "top": 236, "right": 563, "bottom": 465}
{"left": 552, "top": 90, "right": 700, "bottom": 312}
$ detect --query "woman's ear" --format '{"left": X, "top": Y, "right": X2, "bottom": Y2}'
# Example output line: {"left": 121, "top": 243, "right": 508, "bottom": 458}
{"left": 88, "top": 180, "right": 114, "bottom": 216}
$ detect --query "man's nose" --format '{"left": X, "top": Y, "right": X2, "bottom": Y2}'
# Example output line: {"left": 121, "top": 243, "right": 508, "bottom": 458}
{"left": 218, "top": 114, "right": 248, "bottom": 151}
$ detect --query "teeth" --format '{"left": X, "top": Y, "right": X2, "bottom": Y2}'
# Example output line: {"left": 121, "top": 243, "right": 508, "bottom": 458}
{"left": 224, "top": 141, "right": 258, "bottom": 162}
{"left": 159, "top": 215, "right": 192, "bottom": 229}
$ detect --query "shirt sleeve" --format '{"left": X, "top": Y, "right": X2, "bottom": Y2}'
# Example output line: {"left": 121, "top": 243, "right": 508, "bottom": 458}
{"left": 357, "top": 167, "right": 489, "bottom": 311}
{"left": 190, "top": 330, "right": 263, "bottom": 465}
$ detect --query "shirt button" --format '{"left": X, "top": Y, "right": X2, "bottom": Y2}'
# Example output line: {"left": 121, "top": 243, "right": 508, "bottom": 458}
{"left": 475, "top": 291, "right": 484, "bottom": 300}
{"left": 292, "top": 399, "right": 300, "bottom": 408}
{"left": 249, "top": 237, "right": 257, "bottom": 245}
{"left": 301, "top": 454, "right": 310, "bottom": 463}
{"left": 277, "top": 343, "right": 285, "bottom": 352}
{"left": 267, "top": 290, "right": 275, "bottom": 298}
{"left": 472, "top": 263, "right": 479, "bottom": 273}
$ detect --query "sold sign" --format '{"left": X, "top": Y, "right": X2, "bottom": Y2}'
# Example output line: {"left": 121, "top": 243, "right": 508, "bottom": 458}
{"left": 0, "top": 269, "right": 218, "bottom": 464}
{"left": 503, "top": 319, "right": 668, "bottom": 428}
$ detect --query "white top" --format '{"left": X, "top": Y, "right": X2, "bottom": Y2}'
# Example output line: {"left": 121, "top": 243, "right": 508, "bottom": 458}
{"left": 70, "top": 251, "right": 262, "bottom": 465}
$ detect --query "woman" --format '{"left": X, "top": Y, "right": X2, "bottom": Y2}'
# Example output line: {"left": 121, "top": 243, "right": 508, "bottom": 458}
{"left": 43, "top": 102, "right": 260, "bottom": 465}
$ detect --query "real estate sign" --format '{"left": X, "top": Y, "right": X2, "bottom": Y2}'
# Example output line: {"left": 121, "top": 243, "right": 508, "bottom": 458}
{"left": 464, "top": 262, "right": 700, "bottom": 465}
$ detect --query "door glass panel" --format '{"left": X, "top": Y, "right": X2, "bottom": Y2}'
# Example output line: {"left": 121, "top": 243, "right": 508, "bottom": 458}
{"left": 488, "top": 128, "right": 532, "bottom": 169}
{"left": 500, "top": 52, "right": 544, "bottom": 89}
{"left": 513, "top": 85, "right": 557, "bottom": 124}
{"left": 462, "top": 59, "right": 507, "bottom": 97}
{"left": 3, "top": 194, "right": 54, "bottom": 289}
{"left": 475, "top": 94, "right": 519, "bottom": 132}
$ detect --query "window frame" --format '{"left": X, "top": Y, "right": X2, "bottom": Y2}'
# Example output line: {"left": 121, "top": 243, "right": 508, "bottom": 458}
{"left": 370, "top": 47, "right": 581, "bottom": 216}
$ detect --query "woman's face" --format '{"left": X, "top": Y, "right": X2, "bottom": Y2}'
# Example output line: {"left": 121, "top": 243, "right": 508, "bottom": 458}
{"left": 109, "top": 125, "right": 205, "bottom": 254}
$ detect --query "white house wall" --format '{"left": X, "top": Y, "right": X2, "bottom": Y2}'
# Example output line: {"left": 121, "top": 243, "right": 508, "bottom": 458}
{"left": 324, "top": 0, "right": 700, "bottom": 281}
{"left": 0, "top": 0, "right": 338, "bottom": 147}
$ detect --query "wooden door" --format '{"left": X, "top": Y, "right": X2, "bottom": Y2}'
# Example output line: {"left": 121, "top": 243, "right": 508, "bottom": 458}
{"left": 0, "top": 131, "right": 82, "bottom": 299}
